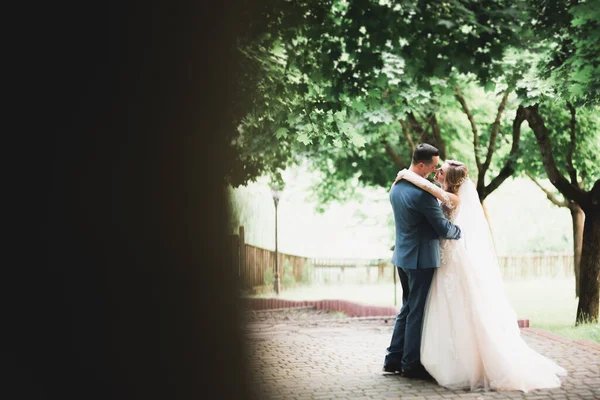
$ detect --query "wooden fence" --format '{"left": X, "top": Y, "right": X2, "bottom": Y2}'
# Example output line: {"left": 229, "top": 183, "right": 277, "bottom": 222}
{"left": 311, "top": 258, "right": 390, "bottom": 283}
{"left": 231, "top": 226, "right": 575, "bottom": 291}
{"left": 497, "top": 252, "right": 574, "bottom": 279}
{"left": 232, "top": 226, "right": 311, "bottom": 291}
{"left": 307, "top": 253, "right": 575, "bottom": 284}
{"left": 242, "top": 244, "right": 310, "bottom": 289}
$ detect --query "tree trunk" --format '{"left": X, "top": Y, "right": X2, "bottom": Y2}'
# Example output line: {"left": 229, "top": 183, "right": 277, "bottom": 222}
{"left": 406, "top": 112, "right": 447, "bottom": 160}
{"left": 477, "top": 178, "right": 487, "bottom": 203}
{"left": 568, "top": 203, "right": 584, "bottom": 297}
{"left": 429, "top": 114, "right": 446, "bottom": 161}
{"left": 576, "top": 208, "right": 600, "bottom": 325}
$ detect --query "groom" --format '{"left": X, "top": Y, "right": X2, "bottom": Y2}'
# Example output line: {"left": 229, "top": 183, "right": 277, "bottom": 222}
{"left": 383, "top": 143, "right": 461, "bottom": 379}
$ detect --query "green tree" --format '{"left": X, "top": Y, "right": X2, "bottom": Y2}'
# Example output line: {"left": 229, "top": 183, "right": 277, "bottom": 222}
{"left": 531, "top": 0, "right": 600, "bottom": 104}
{"left": 521, "top": 0, "right": 600, "bottom": 324}
{"left": 229, "top": 0, "right": 528, "bottom": 187}
{"left": 450, "top": 80, "right": 523, "bottom": 206}
{"left": 520, "top": 102, "right": 600, "bottom": 323}
{"left": 521, "top": 103, "right": 600, "bottom": 298}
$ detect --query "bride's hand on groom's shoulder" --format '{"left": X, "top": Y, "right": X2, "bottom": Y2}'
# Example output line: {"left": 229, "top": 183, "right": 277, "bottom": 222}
{"left": 393, "top": 169, "right": 406, "bottom": 185}
{"left": 391, "top": 171, "right": 403, "bottom": 189}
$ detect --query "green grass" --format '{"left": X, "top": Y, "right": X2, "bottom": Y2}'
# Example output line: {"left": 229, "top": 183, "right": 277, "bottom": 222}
{"left": 254, "top": 277, "right": 600, "bottom": 343}
{"left": 503, "top": 278, "right": 600, "bottom": 343}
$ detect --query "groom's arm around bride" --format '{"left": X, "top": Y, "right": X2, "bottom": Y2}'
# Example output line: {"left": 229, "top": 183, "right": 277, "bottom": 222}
{"left": 420, "top": 189, "right": 461, "bottom": 240}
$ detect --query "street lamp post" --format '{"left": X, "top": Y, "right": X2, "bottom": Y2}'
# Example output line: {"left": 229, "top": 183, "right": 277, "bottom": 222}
{"left": 271, "top": 188, "right": 281, "bottom": 295}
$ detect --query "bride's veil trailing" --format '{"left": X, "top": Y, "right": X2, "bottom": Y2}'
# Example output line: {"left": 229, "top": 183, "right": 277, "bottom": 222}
{"left": 455, "top": 178, "right": 495, "bottom": 262}
{"left": 419, "top": 173, "right": 567, "bottom": 391}
{"left": 455, "top": 178, "right": 520, "bottom": 332}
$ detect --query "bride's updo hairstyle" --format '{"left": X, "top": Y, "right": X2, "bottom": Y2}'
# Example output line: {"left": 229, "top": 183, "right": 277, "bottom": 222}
{"left": 445, "top": 160, "right": 469, "bottom": 194}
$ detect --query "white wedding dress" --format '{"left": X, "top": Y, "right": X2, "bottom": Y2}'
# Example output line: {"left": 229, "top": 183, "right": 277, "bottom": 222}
{"left": 398, "top": 170, "right": 567, "bottom": 392}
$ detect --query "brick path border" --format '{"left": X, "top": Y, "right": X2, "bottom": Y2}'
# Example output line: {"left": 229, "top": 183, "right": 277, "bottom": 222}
{"left": 528, "top": 327, "right": 600, "bottom": 352}
{"left": 242, "top": 297, "right": 531, "bottom": 328}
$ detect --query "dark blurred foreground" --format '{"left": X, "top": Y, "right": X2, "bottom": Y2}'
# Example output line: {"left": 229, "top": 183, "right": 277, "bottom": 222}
{"left": 7, "top": 1, "right": 259, "bottom": 399}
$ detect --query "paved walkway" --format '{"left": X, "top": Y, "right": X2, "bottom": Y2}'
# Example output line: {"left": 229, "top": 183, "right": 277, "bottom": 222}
{"left": 244, "top": 310, "right": 600, "bottom": 400}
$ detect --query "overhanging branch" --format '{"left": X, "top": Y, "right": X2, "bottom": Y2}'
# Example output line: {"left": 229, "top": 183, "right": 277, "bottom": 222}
{"left": 526, "top": 171, "right": 568, "bottom": 207}
{"left": 523, "top": 105, "right": 590, "bottom": 209}
{"left": 454, "top": 87, "right": 481, "bottom": 170}
{"left": 481, "top": 91, "right": 510, "bottom": 176}
{"left": 383, "top": 140, "right": 406, "bottom": 167}
{"left": 566, "top": 101, "right": 579, "bottom": 186}
{"left": 483, "top": 105, "right": 525, "bottom": 200}
{"left": 429, "top": 114, "right": 446, "bottom": 160}
{"left": 399, "top": 120, "right": 415, "bottom": 154}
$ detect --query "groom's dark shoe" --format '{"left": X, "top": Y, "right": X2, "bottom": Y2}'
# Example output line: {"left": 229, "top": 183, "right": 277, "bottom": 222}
{"left": 401, "top": 368, "right": 434, "bottom": 381}
{"left": 382, "top": 363, "right": 402, "bottom": 374}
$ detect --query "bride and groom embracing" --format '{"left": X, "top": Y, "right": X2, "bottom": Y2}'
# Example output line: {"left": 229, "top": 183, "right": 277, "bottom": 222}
{"left": 382, "top": 143, "right": 567, "bottom": 392}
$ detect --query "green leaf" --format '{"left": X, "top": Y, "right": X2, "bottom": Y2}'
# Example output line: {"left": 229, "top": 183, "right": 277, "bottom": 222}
{"left": 349, "top": 132, "right": 366, "bottom": 148}
{"left": 275, "top": 127, "right": 289, "bottom": 139}
{"left": 334, "top": 109, "right": 347, "bottom": 120}
{"left": 339, "top": 122, "right": 356, "bottom": 138}
{"left": 296, "top": 133, "right": 312, "bottom": 145}
{"left": 353, "top": 99, "right": 367, "bottom": 113}
{"left": 484, "top": 81, "right": 496, "bottom": 93}
{"left": 364, "top": 108, "right": 393, "bottom": 124}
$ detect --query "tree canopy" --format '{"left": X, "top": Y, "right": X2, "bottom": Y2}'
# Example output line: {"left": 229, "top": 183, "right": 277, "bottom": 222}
{"left": 228, "top": 0, "right": 600, "bottom": 323}
{"left": 229, "top": 0, "right": 531, "bottom": 188}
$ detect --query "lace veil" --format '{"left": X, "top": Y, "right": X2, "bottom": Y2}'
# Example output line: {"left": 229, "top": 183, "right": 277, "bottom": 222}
{"left": 455, "top": 178, "right": 519, "bottom": 331}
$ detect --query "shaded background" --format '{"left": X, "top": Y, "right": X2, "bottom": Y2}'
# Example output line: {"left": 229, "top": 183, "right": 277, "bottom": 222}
{"left": 8, "top": 1, "right": 256, "bottom": 399}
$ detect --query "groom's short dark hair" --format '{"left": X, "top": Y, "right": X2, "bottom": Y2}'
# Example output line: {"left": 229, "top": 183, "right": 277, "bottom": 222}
{"left": 412, "top": 143, "right": 439, "bottom": 164}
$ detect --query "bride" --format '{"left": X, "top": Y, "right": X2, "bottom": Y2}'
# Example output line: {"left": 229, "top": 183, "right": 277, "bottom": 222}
{"left": 394, "top": 160, "right": 567, "bottom": 392}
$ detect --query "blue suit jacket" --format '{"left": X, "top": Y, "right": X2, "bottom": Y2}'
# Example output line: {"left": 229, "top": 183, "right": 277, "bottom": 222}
{"left": 390, "top": 180, "right": 461, "bottom": 269}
